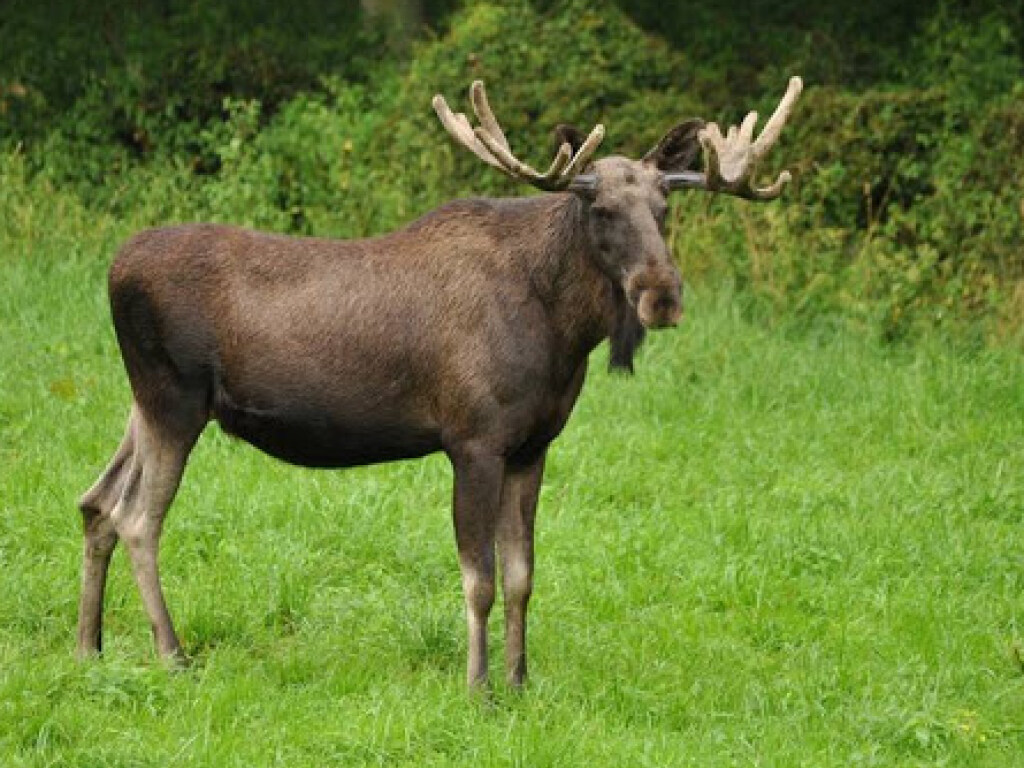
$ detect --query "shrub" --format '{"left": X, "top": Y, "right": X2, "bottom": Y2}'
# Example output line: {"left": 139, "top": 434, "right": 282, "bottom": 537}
{"left": 1, "top": 0, "right": 1022, "bottom": 344}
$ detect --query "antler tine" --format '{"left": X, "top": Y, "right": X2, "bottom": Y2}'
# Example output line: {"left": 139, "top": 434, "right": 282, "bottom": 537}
{"left": 562, "top": 124, "right": 606, "bottom": 178}
{"left": 751, "top": 76, "right": 803, "bottom": 160}
{"left": 469, "top": 80, "right": 511, "bottom": 154}
{"left": 431, "top": 94, "right": 505, "bottom": 171}
{"left": 434, "top": 80, "right": 605, "bottom": 192}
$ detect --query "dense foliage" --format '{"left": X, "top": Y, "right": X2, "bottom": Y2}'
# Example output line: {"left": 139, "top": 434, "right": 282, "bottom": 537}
{"left": 1, "top": 0, "right": 1022, "bottom": 343}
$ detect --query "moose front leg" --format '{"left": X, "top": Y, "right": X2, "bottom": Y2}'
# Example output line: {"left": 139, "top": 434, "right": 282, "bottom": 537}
{"left": 450, "top": 448, "right": 504, "bottom": 689}
{"left": 497, "top": 452, "right": 545, "bottom": 687}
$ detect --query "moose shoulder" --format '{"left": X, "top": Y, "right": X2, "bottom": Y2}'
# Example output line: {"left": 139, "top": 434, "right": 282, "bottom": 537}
{"left": 78, "top": 78, "right": 803, "bottom": 688}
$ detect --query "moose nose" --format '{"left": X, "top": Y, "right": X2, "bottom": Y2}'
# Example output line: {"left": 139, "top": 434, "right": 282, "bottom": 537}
{"left": 637, "top": 287, "right": 682, "bottom": 328}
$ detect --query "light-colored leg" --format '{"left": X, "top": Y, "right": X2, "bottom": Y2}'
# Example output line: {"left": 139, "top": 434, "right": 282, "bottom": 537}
{"left": 110, "top": 411, "right": 194, "bottom": 661}
{"left": 497, "top": 453, "right": 545, "bottom": 687}
{"left": 77, "top": 517, "right": 119, "bottom": 656}
{"left": 450, "top": 448, "right": 504, "bottom": 688}
{"left": 77, "top": 411, "right": 137, "bottom": 657}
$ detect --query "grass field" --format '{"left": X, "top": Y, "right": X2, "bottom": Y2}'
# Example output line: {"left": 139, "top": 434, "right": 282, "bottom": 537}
{"left": 2, "top": 220, "right": 1024, "bottom": 767}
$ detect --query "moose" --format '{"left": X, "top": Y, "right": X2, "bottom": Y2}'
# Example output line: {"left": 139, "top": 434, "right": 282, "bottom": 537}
{"left": 78, "top": 77, "right": 803, "bottom": 687}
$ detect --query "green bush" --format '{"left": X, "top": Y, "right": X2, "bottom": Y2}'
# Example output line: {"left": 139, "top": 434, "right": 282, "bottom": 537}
{"left": 1, "top": 0, "right": 1022, "bottom": 345}
{"left": 670, "top": 8, "right": 1024, "bottom": 343}
{"left": 195, "top": 0, "right": 711, "bottom": 234}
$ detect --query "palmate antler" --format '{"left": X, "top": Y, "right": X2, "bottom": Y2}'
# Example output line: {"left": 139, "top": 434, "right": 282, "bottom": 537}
{"left": 665, "top": 76, "right": 804, "bottom": 201}
{"left": 432, "top": 81, "right": 605, "bottom": 192}
{"left": 434, "top": 77, "right": 803, "bottom": 201}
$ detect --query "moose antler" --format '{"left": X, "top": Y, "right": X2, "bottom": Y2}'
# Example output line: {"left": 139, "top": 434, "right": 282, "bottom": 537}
{"left": 432, "top": 81, "right": 605, "bottom": 192}
{"left": 666, "top": 76, "right": 803, "bottom": 201}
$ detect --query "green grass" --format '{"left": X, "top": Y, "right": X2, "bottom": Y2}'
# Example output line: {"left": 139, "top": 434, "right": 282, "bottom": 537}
{"left": 2, "top": 219, "right": 1024, "bottom": 767}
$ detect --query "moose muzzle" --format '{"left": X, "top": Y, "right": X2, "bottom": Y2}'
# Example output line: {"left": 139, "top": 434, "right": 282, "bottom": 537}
{"left": 628, "top": 268, "right": 683, "bottom": 328}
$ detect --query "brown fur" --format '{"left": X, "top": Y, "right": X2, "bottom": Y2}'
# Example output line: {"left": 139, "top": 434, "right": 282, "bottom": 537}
{"left": 78, "top": 140, "right": 699, "bottom": 687}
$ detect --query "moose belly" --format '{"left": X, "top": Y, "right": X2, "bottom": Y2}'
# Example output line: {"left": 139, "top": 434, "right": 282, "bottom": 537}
{"left": 212, "top": 397, "right": 441, "bottom": 469}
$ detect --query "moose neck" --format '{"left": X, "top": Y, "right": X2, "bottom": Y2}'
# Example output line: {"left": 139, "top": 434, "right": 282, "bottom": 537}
{"left": 524, "top": 194, "right": 645, "bottom": 375}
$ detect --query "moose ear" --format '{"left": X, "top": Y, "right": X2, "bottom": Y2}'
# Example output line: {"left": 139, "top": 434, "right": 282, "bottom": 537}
{"left": 643, "top": 118, "right": 706, "bottom": 173}
{"left": 553, "top": 123, "right": 588, "bottom": 155}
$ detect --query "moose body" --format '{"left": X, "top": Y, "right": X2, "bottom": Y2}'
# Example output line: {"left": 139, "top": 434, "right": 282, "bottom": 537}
{"left": 113, "top": 197, "right": 600, "bottom": 470}
{"left": 78, "top": 79, "right": 801, "bottom": 687}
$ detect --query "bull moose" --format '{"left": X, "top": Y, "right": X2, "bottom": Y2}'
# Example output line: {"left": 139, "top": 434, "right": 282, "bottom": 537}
{"left": 77, "top": 77, "right": 803, "bottom": 687}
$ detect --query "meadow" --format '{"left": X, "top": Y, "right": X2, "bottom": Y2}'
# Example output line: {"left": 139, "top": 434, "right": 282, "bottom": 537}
{"left": 2, "top": 202, "right": 1023, "bottom": 766}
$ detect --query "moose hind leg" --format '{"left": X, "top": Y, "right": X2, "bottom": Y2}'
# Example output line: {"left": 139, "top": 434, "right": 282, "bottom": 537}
{"left": 110, "top": 407, "right": 199, "bottom": 661}
{"left": 497, "top": 453, "right": 545, "bottom": 687}
{"left": 77, "top": 410, "right": 138, "bottom": 657}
